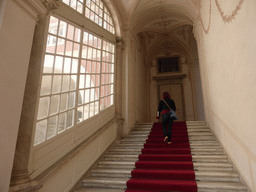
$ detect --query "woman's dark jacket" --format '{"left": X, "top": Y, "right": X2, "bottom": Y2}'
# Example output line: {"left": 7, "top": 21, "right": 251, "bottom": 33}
{"left": 158, "top": 98, "right": 176, "bottom": 116}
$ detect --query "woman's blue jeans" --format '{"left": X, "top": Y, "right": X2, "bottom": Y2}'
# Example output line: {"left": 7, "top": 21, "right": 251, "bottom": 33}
{"left": 162, "top": 113, "right": 173, "bottom": 142}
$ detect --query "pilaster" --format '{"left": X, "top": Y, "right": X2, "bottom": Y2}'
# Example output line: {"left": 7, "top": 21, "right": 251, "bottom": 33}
{"left": 115, "top": 37, "right": 125, "bottom": 138}
{"left": 9, "top": 1, "right": 59, "bottom": 191}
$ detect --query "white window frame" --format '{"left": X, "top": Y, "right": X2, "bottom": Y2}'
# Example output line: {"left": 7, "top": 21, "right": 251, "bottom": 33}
{"left": 28, "top": 1, "right": 116, "bottom": 178}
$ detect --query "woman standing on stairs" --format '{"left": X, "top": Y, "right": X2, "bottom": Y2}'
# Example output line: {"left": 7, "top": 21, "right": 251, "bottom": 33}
{"left": 156, "top": 92, "right": 176, "bottom": 144}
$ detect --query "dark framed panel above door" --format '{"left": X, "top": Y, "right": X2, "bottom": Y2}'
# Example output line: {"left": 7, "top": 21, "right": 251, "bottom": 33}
{"left": 153, "top": 74, "right": 186, "bottom": 121}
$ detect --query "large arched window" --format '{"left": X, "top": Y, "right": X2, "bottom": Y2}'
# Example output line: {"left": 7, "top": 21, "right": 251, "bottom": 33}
{"left": 62, "top": 0, "right": 115, "bottom": 34}
{"left": 34, "top": 0, "right": 115, "bottom": 146}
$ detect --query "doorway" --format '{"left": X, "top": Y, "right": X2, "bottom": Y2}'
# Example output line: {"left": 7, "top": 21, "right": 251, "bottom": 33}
{"left": 154, "top": 75, "right": 186, "bottom": 121}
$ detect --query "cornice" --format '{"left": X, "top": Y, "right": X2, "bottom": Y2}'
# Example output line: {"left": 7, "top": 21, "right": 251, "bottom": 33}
{"left": 12, "top": 0, "right": 59, "bottom": 21}
{"left": 153, "top": 74, "right": 187, "bottom": 81}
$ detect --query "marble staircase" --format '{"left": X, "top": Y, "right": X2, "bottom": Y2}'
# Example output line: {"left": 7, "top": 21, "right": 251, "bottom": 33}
{"left": 74, "top": 121, "right": 248, "bottom": 192}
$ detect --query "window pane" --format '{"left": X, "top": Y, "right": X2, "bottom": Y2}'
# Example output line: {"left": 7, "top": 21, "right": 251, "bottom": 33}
{"left": 77, "top": 106, "right": 83, "bottom": 123}
{"left": 86, "top": 61, "right": 91, "bottom": 73}
{"left": 52, "top": 75, "right": 62, "bottom": 93}
{"left": 48, "top": 16, "right": 59, "bottom": 35}
{"left": 67, "top": 24, "right": 74, "bottom": 40}
{"left": 73, "top": 43, "right": 80, "bottom": 57}
{"left": 40, "top": 75, "right": 52, "bottom": 96}
{"left": 90, "top": 88, "right": 95, "bottom": 101}
{"left": 79, "top": 75, "right": 85, "bottom": 89}
{"left": 59, "top": 21, "right": 67, "bottom": 37}
{"left": 38, "top": 97, "right": 50, "bottom": 119}
{"left": 72, "top": 59, "right": 78, "bottom": 73}
{"left": 46, "top": 35, "right": 57, "bottom": 53}
{"left": 95, "top": 101, "right": 99, "bottom": 115}
{"left": 83, "top": 31, "right": 89, "bottom": 44}
{"left": 58, "top": 112, "right": 67, "bottom": 133}
{"left": 62, "top": 75, "right": 70, "bottom": 92}
{"left": 80, "top": 60, "right": 86, "bottom": 73}
{"left": 64, "top": 57, "right": 71, "bottom": 73}
{"left": 60, "top": 93, "right": 68, "bottom": 112}
{"left": 56, "top": 38, "right": 65, "bottom": 55}
{"left": 70, "top": 75, "right": 77, "bottom": 90}
{"left": 43, "top": 55, "right": 54, "bottom": 73}
{"left": 74, "top": 28, "right": 81, "bottom": 42}
{"left": 86, "top": 75, "right": 90, "bottom": 88}
{"left": 91, "top": 75, "right": 95, "bottom": 87}
{"left": 83, "top": 104, "right": 89, "bottom": 120}
{"left": 82, "top": 45, "right": 87, "bottom": 59}
{"left": 78, "top": 90, "right": 84, "bottom": 105}
{"left": 95, "top": 87, "right": 99, "bottom": 100}
{"left": 85, "top": 89, "right": 90, "bottom": 103}
{"left": 77, "top": 2, "right": 83, "bottom": 13}
{"left": 65, "top": 40, "right": 73, "bottom": 56}
{"left": 34, "top": 119, "right": 47, "bottom": 145}
{"left": 49, "top": 95, "right": 60, "bottom": 115}
{"left": 67, "top": 110, "right": 74, "bottom": 128}
{"left": 68, "top": 92, "right": 76, "bottom": 108}
{"left": 90, "top": 102, "right": 94, "bottom": 117}
{"left": 47, "top": 116, "right": 58, "bottom": 139}
{"left": 55, "top": 56, "right": 63, "bottom": 73}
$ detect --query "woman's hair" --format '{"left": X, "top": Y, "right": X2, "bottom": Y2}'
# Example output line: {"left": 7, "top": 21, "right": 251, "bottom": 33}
{"left": 163, "top": 92, "right": 170, "bottom": 99}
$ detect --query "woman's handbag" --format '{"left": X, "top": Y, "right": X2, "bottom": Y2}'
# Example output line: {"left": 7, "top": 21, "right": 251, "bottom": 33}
{"left": 162, "top": 99, "right": 178, "bottom": 120}
{"left": 169, "top": 110, "right": 178, "bottom": 120}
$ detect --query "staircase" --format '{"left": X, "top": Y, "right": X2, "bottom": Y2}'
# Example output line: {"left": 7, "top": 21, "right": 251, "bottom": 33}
{"left": 75, "top": 121, "right": 248, "bottom": 192}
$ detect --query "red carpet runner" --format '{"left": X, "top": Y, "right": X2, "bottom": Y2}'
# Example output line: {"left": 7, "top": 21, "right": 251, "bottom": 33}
{"left": 126, "top": 122, "right": 197, "bottom": 192}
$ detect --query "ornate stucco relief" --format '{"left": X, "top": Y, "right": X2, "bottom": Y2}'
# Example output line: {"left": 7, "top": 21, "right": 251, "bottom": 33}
{"left": 197, "top": 0, "right": 245, "bottom": 35}
{"left": 215, "top": 0, "right": 244, "bottom": 23}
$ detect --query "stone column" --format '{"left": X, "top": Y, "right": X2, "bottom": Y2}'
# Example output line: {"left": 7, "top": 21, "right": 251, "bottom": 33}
{"left": 115, "top": 37, "right": 125, "bottom": 139}
{"left": 9, "top": 1, "right": 59, "bottom": 191}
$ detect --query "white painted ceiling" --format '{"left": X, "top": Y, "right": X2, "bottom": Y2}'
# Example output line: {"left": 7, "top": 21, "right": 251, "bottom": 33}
{"left": 111, "top": 0, "right": 198, "bottom": 59}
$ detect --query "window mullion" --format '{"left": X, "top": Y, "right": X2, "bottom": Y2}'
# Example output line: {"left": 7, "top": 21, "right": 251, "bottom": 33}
{"left": 99, "top": 38, "right": 103, "bottom": 112}
{"left": 74, "top": 27, "right": 84, "bottom": 128}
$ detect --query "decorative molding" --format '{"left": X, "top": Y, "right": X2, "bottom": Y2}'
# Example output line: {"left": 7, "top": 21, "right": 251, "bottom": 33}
{"left": 199, "top": 0, "right": 212, "bottom": 34}
{"left": 153, "top": 74, "right": 186, "bottom": 81}
{"left": 12, "top": 0, "right": 60, "bottom": 21}
{"left": 215, "top": 0, "right": 244, "bottom": 23}
{"left": 197, "top": 0, "right": 245, "bottom": 35}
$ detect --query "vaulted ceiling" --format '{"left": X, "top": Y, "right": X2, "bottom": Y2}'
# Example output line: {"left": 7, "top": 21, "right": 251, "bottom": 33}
{"left": 111, "top": 0, "right": 199, "bottom": 60}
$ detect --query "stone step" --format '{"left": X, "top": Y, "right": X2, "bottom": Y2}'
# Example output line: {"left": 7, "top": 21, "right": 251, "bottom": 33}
{"left": 190, "top": 141, "right": 220, "bottom": 146}
{"left": 103, "top": 154, "right": 228, "bottom": 163}
{"left": 122, "top": 135, "right": 217, "bottom": 140}
{"left": 188, "top": 132, "right": 213, "bottom": 136}
{"left": 189, "top": 136, "right": 216, "bottom": 140}
{"left": 126, "top": 133, "right": 214, "bottom": 138}
{"left": 82, "top": 177, "right": 127, "bottom": 189}
{"left": 197, "top": 181, "right": 247, "bottom": 192}
{"left": 129, "top": 131, "right": 151, "bottom": 134}
{"left": 113, "top": 143, "right": 221, "bottom": 149}
{"left": 109, "top": 148, "right": 223, "bottom": 153}
{"left": 81, "top": 178, "right": 247, "bottom": 192}
{"left": 187, "top": 122, "right": 207, "bottom": 125}
{"left": 90, "top": 169, "right": 240, "bottom": 182}
{"left": 188, "top": 128, "right": 211, "bottom": 132}
{"left": 133, "top": 125, "right": 153, "bottom": 128}
{"left": 108, "top": 150, "right": 223, "bottom": 156}
{"left": 98, "top": 161, "right": 233, "bottom": 171}
{"left": 77, "top": 121, "right": 247, "bottom": 192}
{"left": 75, "top": 188, "right": 125, "bottom": 192}
{"left": 196, "top": 171, "right": 240, "bottom": 182}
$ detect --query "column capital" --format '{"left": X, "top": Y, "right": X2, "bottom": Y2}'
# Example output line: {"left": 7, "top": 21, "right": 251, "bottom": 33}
{"left": 116, "top": 37, "right": 125, "bottom": 50}
{"left": 12, "top": 0, "right": 60, "bottom": 21}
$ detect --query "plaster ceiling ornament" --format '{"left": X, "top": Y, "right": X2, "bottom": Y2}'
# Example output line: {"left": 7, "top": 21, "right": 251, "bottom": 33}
{"left": 177, "top": 27, "right": 186, "bottom": 41}
{"left": 215, "top": 0, "right": 244, "bottom": 23}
